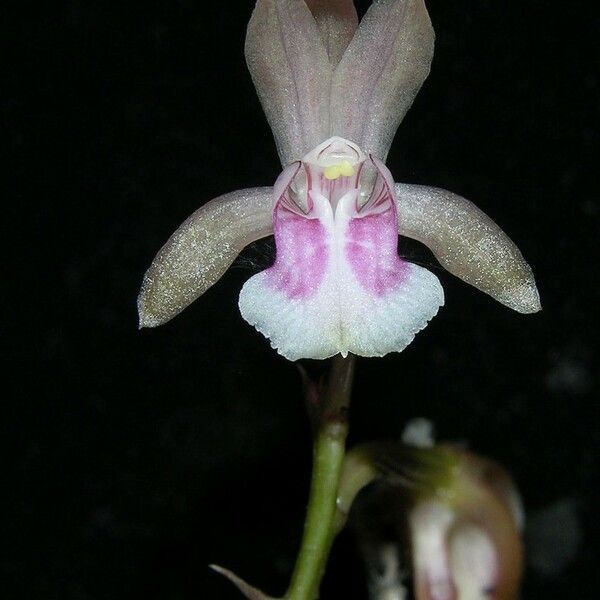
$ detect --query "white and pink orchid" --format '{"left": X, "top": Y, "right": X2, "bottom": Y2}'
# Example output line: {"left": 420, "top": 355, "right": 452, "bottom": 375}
{"left": 348, "top": 431, "right": 525, "bottom": 600}
{"left": 406, "top": 447, "right": 524, "bottom": 600}
{"left": 138, "top": 0, "right": 540, "bottom": 361}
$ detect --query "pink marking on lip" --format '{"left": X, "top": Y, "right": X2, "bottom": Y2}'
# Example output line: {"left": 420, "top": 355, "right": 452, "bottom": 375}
{"left": 345, "top": 203, "right": 408, "bottom": 296}
{"left": 266, "top": 201, "right": 329, "bottom": 299}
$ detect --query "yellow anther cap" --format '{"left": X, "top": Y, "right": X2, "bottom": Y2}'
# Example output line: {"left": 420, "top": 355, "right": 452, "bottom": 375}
{"left": 324, "top": 161, "right": 355, "bottom": 180}
{"left": 339, "top": 160, "right": 354, "bottom": 176}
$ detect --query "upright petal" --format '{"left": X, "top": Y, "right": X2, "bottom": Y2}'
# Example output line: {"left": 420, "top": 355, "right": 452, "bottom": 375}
{"left": 409, "top": 500, "right": 456, "bottom": 600}
{"left": 330, "top": 0, "right": 434, "bottom": 160}
{"left": 395, "top": 183, "right": 541, "bottom": 314}
{"left": 305, "top": 0, "right": 359, "bottom": 66}
{"left": 139, "top": 188, "right": 273, "bottom": 328}
{"left": 239, "top": 144, "right": 443, "bottom": 360}
{"left": 447, "top": 524, "right": 503, "bottom": 600}
{"left": 245, "top": 0, "right": 332, "bottom": 165}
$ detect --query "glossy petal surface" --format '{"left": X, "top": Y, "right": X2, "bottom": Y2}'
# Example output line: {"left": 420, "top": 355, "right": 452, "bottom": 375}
{"left": 395, "top": 183, "right": 541, "bottom": 314}
{"left": 139, "top": 188, "right": 273, "bottom": 328}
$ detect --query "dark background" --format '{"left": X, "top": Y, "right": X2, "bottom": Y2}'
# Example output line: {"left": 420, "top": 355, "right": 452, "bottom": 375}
{"left": 5, "top": 0, "right": 598, "bottom": 598}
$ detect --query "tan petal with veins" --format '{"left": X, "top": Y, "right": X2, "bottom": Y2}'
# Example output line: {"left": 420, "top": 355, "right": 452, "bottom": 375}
{"left": 138, "top": 188, "right": 273, "bottom": 328}
{"left": 330, "top": 0, "right": 434, "bottom": 160}
{"left": 245, "top": 0, "right": 332, "bottom": 165}
{"left": 395, "top": 183, "right": 541, "bottom": 314}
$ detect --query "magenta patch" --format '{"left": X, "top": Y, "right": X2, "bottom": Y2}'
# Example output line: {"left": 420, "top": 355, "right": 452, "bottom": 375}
{"left": 345, "top": 204, "right": 408, "bottom": 296}
{"left": 266, "top": 202, "right": 329, "bottom": 299}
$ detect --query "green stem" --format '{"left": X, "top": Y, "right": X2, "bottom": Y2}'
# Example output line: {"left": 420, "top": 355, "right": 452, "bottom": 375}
{"left": 285, "top": 355, "right": 355, "bottom": 600}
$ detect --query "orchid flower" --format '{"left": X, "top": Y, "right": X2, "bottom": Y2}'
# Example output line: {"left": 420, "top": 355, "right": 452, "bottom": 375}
{"left": 346, "top": 435, "right": 524, "bottom": 600}
{"left": 138, "top": 0, "right": 540, "bottom": 361}
{"left": 406, "top": 447, "right": 524, "bottom": 600}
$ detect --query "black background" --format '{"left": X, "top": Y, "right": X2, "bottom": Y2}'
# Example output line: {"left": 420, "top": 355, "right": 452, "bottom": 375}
{"left": 6, "top": 0, "right": 598, "bottom": 598}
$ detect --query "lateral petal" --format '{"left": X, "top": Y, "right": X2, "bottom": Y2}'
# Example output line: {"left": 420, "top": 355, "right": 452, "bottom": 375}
{"left": 394, "top": 183, "right": 541, "bottom": 314}
{"left": 330, "top": 0, "right": 434, "bottom": 160}
{"left": 305, "top": 0, "right": 359, "bottom": 66}
{"left": 138, "top": 188, "right": 274, "bottom": 328}
{"left": 245, "top": 0, "right": 332, "bottom": 166}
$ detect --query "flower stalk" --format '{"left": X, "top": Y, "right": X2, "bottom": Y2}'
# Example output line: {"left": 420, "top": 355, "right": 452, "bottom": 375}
{"left": 285, "top": 355, "right": 355, "bottom": 600}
